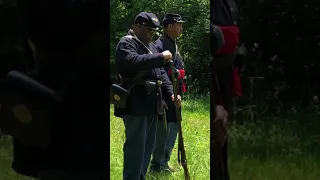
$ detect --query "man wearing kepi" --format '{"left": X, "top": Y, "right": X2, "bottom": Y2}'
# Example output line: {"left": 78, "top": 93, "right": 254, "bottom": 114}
{"left": 114, "top": 12, "right": 181, "bottom": 180}
{"left": 150, "top": 13, "right": 186, "bottom": 172}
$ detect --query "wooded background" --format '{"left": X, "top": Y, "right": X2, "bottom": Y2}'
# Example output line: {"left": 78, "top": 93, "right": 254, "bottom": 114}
{"left": 236, "top": 0, "right": 320, "bottom": 117}
{"left": 110, "top": 0, "right": 320, "bottom": 117}
{"left": 110, "top": 0, "right": 211, "bottom": 95}
{"left": 1, "top": 0, "right": 320, "bottom": 116}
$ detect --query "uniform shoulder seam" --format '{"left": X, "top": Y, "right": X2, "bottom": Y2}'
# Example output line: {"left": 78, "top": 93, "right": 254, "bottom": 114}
{"left": 123, "top": 35, "right": 134, "bottom": 39}
{"left": 119, "top": 35, "right": 135, "bottom": 43}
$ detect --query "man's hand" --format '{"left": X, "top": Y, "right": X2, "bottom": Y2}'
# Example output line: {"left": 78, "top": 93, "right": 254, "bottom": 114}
{"left": 162, "top": 100, "right": 168, "bottom": 110}
{"left": 214, "top": 105, "right": 228, "bottom": 126}
{"left": 175, "top": 68, "right": 181, "bottom": 78}
{"left": 171, "top": 94, "right": 182, "bottom": 107}
{"left": 162, "top": 50, "right": 172, "bottom": 61}
{"left": 212, "top": 105, "right": 228, "bottom": 147}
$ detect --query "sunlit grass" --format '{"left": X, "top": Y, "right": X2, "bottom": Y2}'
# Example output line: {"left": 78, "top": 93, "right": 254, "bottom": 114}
{"left": 110, "top": 96, "right": 210, "bottom": 180}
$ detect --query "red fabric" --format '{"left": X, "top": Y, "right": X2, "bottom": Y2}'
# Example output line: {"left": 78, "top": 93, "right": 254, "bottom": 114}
{"left": 167, "top": 69, "right": 185, "bottom": 80}
{"left": 216, "top": 25, "right": 240, "bottom": 55}
{"left": 168, "top": 69, "right": 187, "bottom": 93}
{"left": 232, "top": 67, "right": 242, "bottom": 97}
{"left": 182, "top": 83, "right": 187, "bottom": 93}
{"left": 178, "top": 69, "right": 185, "bottom": 80}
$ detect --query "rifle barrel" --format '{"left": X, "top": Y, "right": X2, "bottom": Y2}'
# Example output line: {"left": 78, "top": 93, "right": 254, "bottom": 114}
{"left": 169, "top": 60, "right": 190, "bottom": 180}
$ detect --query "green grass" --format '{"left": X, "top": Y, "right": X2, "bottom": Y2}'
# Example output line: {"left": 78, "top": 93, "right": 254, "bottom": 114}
{"left": 228, "top": 113, "right": 320, "bottom": 180}
{"left": 2, "top": 97, "right": 320, "bottom": 179}
{"left": 110, "top": 96, "right": 210, "bottom": 180}
{"left": 0, "top": 136, "right": 35, "bottom": 180}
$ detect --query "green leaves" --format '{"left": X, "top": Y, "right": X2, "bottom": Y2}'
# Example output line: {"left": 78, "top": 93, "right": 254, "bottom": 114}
{"left": 110, "top": 0, "right": 210, "bottom": 94}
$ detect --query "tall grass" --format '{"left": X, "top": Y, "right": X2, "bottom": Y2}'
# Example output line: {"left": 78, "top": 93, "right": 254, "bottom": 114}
{"left": 229, "top": 112, "right": 320, "bottom": 180}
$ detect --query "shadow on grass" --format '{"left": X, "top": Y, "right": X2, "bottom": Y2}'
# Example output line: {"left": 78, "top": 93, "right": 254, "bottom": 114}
{"left": 229, "top": 112, "right": 320, "bottom": 179}
{"left": 229, "top": 112, "right": 320, "bottom": 161}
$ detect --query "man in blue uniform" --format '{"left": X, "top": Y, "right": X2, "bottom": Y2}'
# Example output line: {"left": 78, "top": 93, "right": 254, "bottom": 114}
{"left": 114, "top": 12, "right": 181, "bottom": 180}
{"left": 150, "top": 13, "right": 185, "bottom": 172}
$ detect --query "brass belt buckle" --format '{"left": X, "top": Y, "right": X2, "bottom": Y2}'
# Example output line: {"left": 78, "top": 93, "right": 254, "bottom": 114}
{"left": 114, "top": 94, "right": 121, "bottom": 101}
{"left": 157, "top": 80, "right": 162, "bottom": 86}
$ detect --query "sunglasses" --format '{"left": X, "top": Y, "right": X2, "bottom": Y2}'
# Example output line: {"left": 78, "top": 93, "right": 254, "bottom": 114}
{"left": 139, "top": 24, "right": 157, "bottom": 33}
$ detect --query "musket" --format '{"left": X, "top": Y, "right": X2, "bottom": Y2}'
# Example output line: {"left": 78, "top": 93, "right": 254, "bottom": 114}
{"left": 169, "top": 60, "right": 190, "bottom": 180}
{"left": 210, "top": 56, "right": 230, "bottom": 180}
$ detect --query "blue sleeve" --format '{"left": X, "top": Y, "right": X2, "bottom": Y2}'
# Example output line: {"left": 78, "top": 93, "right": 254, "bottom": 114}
{"left": 154, "top": 39, "right": 163, "bottom": 51}
{"left": 154, "top": 40, "right": 172, "bottom": 72}
{"left": 116, "top": 39, "right": 165, "bottom": 71}
{"left": 160, "top": 67, "right": 173, "bottom": 97}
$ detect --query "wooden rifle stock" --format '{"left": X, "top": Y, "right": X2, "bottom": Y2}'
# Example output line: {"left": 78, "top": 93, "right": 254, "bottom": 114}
{"left": 169, "top": 60, "right": 190, "bottom": 180}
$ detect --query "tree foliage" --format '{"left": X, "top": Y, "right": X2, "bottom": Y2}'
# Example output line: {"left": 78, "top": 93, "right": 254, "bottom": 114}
{"left": 110, "top": 0, "right": 210, "bottom": 95}
{"left": 236, "top": 0, "right": 320, "bottom": 115}
{"left": 1, "top": 1, "right": 319, "bottom": 114}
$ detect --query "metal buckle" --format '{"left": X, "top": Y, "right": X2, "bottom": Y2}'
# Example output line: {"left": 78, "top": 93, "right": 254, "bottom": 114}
{"left": 12, "top": 104, "right": 33, "bottom": 124}
{"left": 157, "top": 80, "right": 162, "bottom": 86}
{"left": 114, "top": 94, "right": 121, "bottom": 101}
